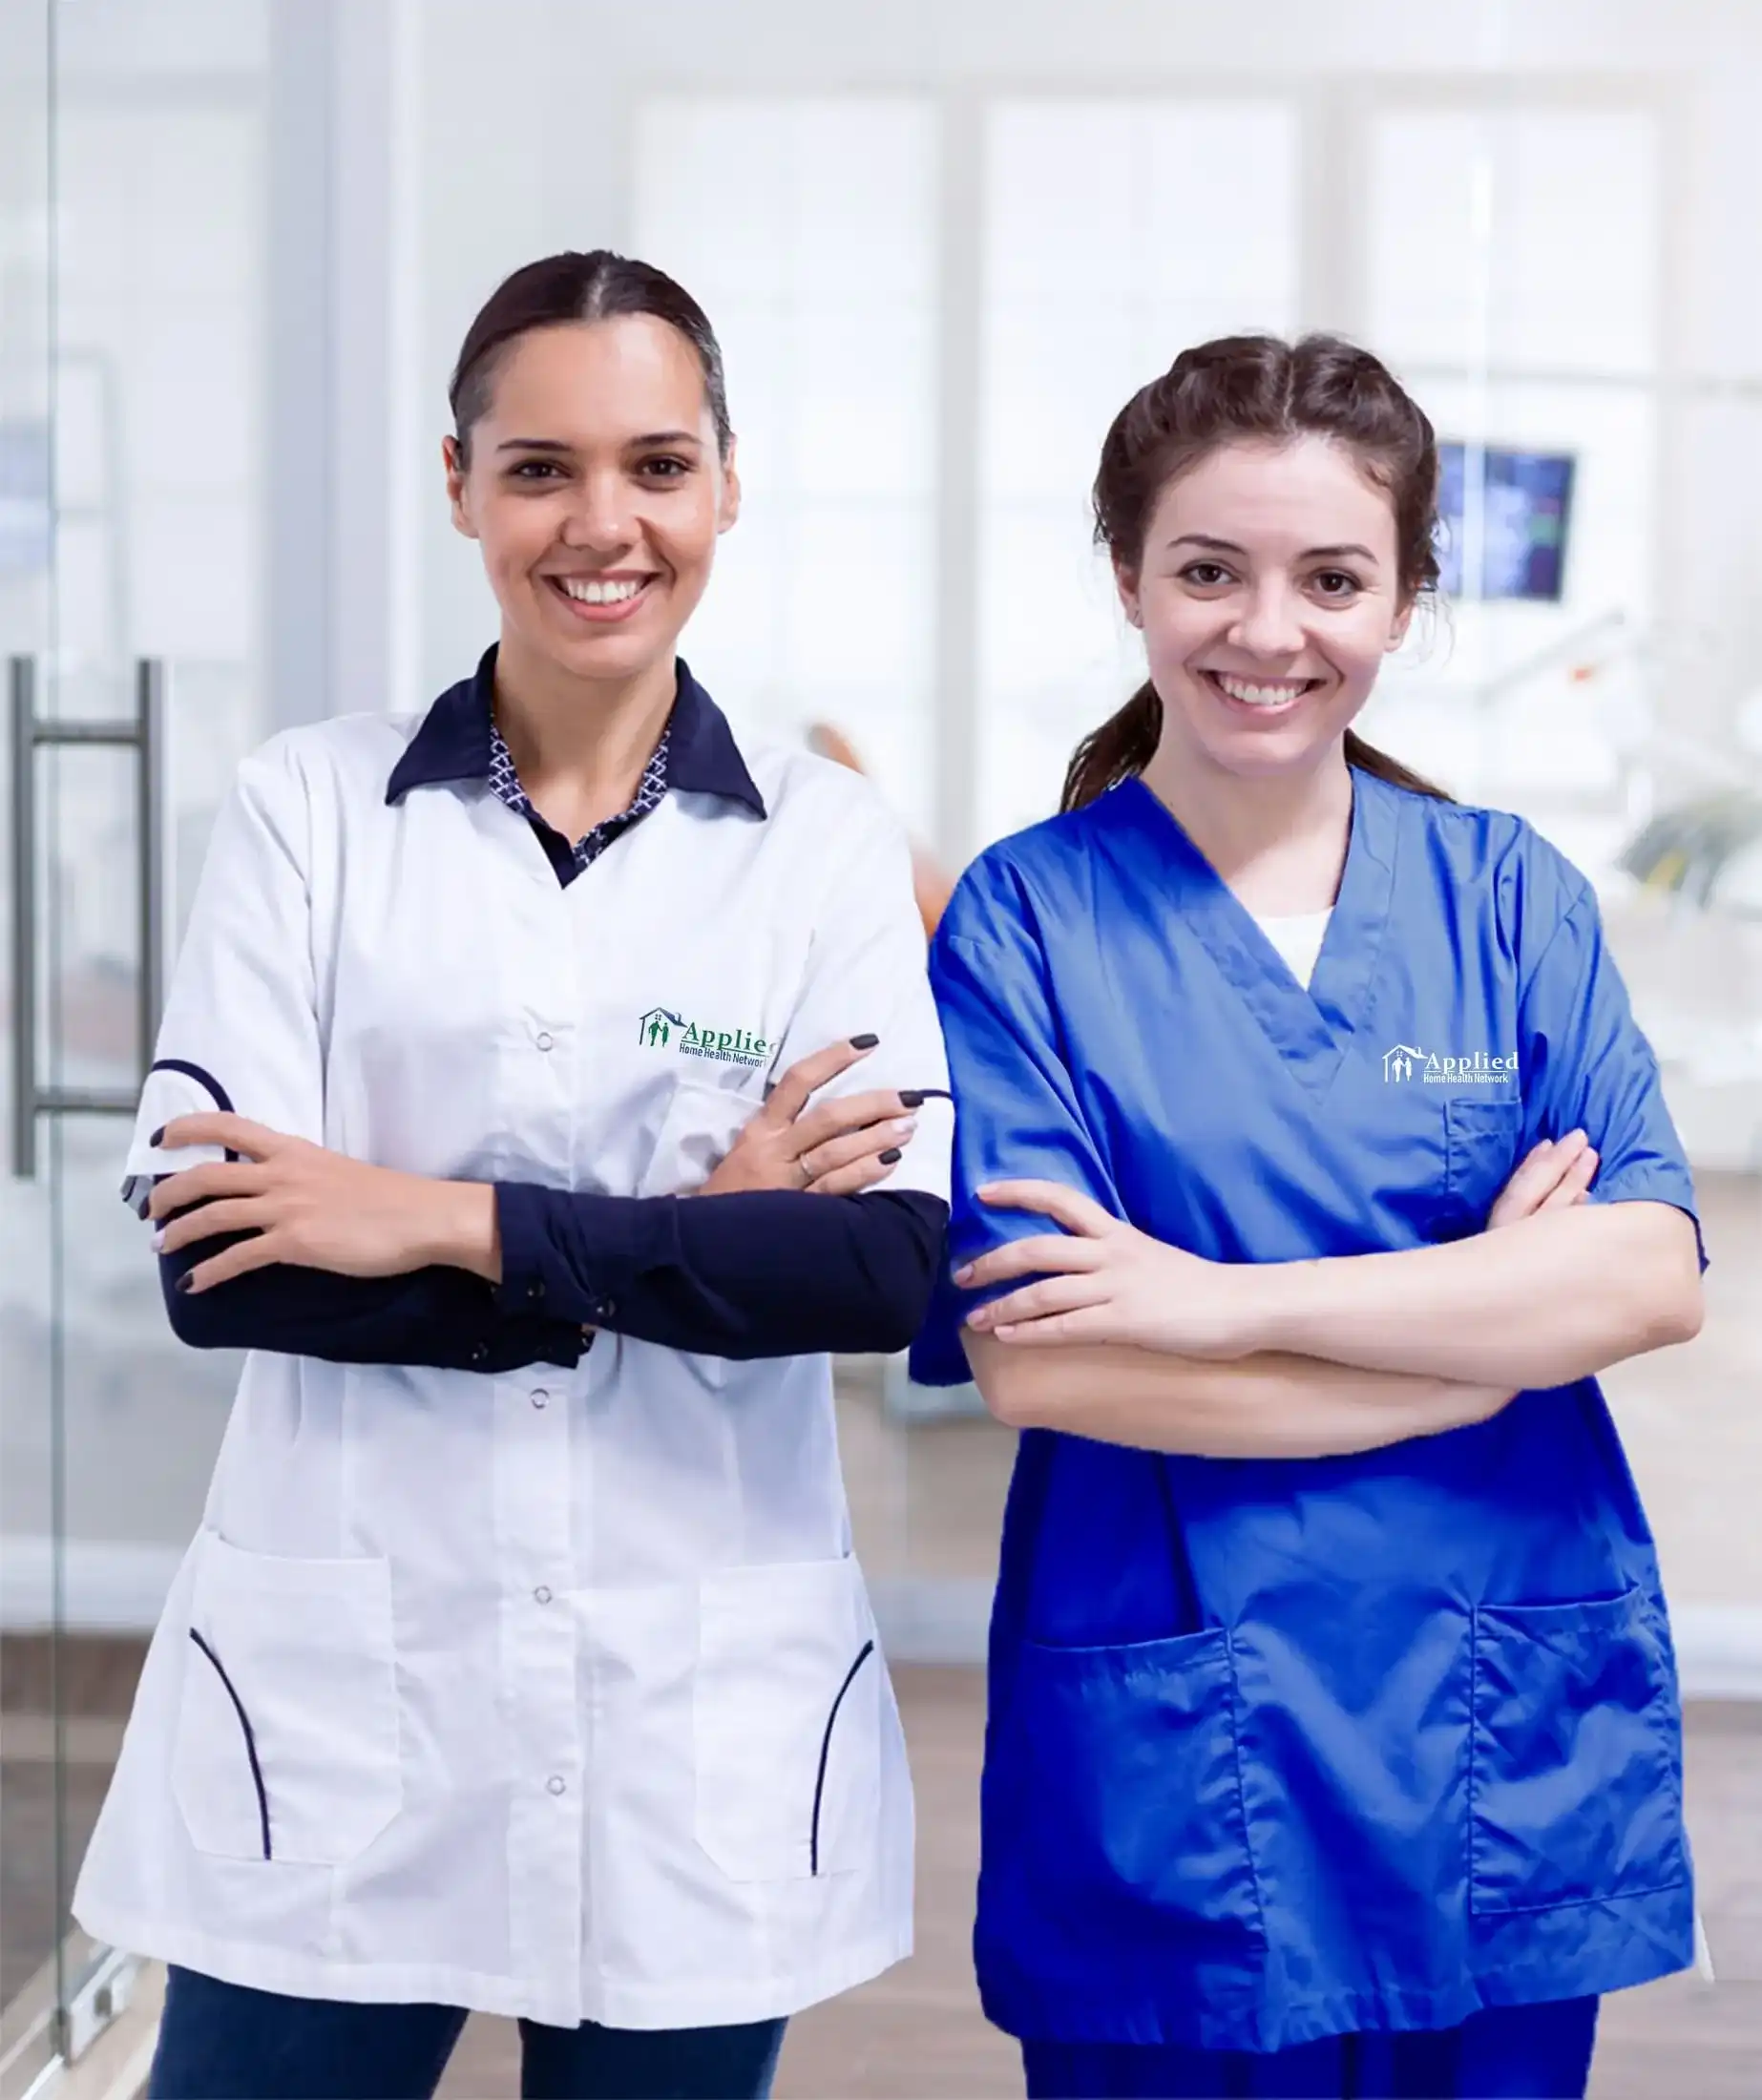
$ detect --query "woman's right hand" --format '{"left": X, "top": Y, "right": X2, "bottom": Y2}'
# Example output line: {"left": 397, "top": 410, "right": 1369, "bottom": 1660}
{"left": 697, "top": 1040, "right": 926, "bottom": 1199}
{"left": 1486, "top": 1128, "right": 1600, "bottom": 1229}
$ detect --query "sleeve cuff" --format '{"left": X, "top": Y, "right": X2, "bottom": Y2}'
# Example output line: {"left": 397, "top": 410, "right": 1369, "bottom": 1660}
{"left": 493, "top": 1185, "right": 681, "bottom": 1326}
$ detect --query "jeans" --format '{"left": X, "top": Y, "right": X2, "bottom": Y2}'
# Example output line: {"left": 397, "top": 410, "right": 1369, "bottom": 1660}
{"left": 148, "top": 1964, "right": 788, "bottom": 2100}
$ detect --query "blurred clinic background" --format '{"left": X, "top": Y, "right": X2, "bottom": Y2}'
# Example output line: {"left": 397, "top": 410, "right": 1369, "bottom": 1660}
{"left": 3, "top": 1, "right": 1760, "bottom": 2091}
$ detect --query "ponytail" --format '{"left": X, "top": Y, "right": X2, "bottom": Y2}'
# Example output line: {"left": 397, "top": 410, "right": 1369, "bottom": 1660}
{"left": 1060, "top": 682, "right": 1163, "bottom": 812}
{"left": 1341, "top": 728, "right": 1451, "bottom": 801}
{"left": 1060, "top": 691, "right": 1451, "bottom": 812}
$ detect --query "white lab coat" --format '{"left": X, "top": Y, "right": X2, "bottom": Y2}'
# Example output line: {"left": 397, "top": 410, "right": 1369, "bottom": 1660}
{"left": 73, "top": 698, "right": 953, "bottom": 2029}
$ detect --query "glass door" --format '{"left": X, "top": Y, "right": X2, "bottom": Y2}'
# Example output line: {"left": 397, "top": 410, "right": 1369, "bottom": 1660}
{"left": 0, "top": 0, "right": 73, "bottom": 2085}
{"left": 4, "top": 3, "right": 270, "bottom": 2083}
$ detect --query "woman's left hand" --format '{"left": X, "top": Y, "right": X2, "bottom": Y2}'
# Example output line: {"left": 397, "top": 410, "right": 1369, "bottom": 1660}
{"left": 955, "top": 1180, "right": 1253, "bottom": 1357}
{"left": 148, "top": 1114, "right": 494, "bottom": 1292}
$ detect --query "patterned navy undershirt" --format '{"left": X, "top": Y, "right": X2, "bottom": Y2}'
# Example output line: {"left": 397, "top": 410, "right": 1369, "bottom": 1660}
{"left": 487, "top": 718, "right": 672, "bottom": 874}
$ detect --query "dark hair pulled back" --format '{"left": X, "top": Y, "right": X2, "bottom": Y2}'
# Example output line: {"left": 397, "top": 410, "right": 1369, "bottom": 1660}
{"left": 1063, "top": 332, "right": 1448, "bottom": 811}
{"left": 449, "top": 248, "right": 732, "bottom": 467}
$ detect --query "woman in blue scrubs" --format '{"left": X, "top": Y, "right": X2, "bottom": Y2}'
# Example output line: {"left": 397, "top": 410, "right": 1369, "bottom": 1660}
{"left": 911, "top": 333, "right": 1706, "bottom": 2099}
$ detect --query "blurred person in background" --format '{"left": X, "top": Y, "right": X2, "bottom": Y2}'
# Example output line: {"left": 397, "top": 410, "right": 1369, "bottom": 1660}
{"left": 73, "top": 250, "right": 953, "bottom": 2100}
{"left": 913, "top": 334, "right": 1706, "bottom": 2100}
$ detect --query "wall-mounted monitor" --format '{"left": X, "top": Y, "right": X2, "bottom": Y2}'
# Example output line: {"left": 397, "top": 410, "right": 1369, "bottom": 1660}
{"left": 1436, "top": 443, "right": 1575, "bottom": 602}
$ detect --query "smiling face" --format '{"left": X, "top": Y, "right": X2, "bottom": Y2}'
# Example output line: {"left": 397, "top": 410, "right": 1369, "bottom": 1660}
{"left": 1116, "top": 434, "right": 1413, "bottom": 784}
{"left": 445, "top": 314, "right": 738, "bottom": 687}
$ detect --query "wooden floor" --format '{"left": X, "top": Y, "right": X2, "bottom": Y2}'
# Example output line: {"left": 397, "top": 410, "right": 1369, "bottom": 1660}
{"left": 434, "top": 1669, "right": 1762, "bottom": 2099}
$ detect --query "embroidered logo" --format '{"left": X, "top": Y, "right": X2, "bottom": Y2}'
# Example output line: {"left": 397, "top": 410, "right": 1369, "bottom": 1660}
{"left": 638, "top": 1005, "right": 770, "bottom": 1068}
{"left": 1383, "top": 1043, "right": 1519, "bottom": 1086}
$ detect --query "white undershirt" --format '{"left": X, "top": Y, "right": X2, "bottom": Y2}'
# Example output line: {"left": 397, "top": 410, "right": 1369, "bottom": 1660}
{"left": 1252, "top": 908, "right": 1333, "bottom": 990}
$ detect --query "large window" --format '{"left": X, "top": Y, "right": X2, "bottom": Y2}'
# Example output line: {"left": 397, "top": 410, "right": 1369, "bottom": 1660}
{"left": 635, "top": 90, "right": 1673, "bottom": 870}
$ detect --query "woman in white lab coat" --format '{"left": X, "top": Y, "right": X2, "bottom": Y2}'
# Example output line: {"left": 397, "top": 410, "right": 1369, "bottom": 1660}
{"left": 74, "top": 250, "right": 953, "bottom": 2100}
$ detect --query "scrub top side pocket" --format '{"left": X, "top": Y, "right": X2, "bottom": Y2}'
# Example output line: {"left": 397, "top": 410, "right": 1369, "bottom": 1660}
{"left": 1442, "top": 1097, "right": 1525, "bottom": 1233}
{"left": 172, "top": 1530, "right": 403, "bottom": 1867}
{"left": 981, "top": 1628, "right": 1266, "bottom": 1984}
{"left": 1469, "top": 1587, "right": 1687, "bottom": 1915}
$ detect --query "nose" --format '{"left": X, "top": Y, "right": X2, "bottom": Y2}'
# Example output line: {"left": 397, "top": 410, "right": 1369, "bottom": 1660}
{"left": 1227, "top": 578, "right": 1307, "bottom": 660}
{"left": 559, "top": 467, "right": 639, "bottom": 553}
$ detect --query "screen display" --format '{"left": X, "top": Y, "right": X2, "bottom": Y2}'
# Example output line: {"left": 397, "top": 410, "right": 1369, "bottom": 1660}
{"left": 1436, "top": 443, "right": 1575, "bottom": 602}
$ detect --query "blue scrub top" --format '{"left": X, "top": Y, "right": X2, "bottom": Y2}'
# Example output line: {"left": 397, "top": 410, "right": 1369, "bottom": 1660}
{"left": 911, "top": 768, "right": 1700, "bottom": 2053}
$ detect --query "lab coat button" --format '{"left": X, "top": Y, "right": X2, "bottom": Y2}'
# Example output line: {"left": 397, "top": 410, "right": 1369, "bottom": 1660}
{"left": 534, "top": 1585, "right": 553, "bottom": 1605}
{"left": 530, "top": 1388, "right": 549, "bottom": 1410}
{"left": 535, "top": 1031, "right": 555, "bottom": 1052}
{"left": 547, "top": 1774, "right": 567, "bottom": 1796}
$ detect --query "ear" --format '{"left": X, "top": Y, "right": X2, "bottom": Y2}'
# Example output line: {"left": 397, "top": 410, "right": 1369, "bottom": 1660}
{"left": 443, "top": 435, "right": 477, "bottom": 541}
{"left": 717, "top": 438, "right": 742, "bottom": 535}
{"left": 1114, "top": 558, "right": 1143, "bottom": 630}
{"left": 1386, "top": 598, "right": 1416, "bottom": 653}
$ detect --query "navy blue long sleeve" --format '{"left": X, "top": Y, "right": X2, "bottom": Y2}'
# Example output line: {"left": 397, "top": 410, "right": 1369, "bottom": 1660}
{"left": 492, "top": 1186, "right": 948, "bottom": 1360}
{"left": 159, "top": 1187, "right": 947, "bottom": 1367}
{"left": 157, "top": 1210, "right": 586, "bottom": 1371}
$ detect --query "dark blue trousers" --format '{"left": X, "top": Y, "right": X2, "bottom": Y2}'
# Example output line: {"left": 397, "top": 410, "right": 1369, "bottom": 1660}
{"left": 1021, "top": 1995, "right": 1599, "bottom": 2099}
{"left": 149, "top": 1964, "right": 787, "bottom": 2100}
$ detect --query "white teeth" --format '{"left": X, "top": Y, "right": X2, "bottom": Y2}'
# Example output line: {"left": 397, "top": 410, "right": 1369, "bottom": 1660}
{"left": 1213, "top": 674, "right": 1311, "bottom": 708}
{"left": 557, "top": 577, "right": 644, "bottom": 605}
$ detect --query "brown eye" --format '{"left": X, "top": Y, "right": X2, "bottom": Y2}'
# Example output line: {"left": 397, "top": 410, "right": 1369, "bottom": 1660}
{"left": 1180, "top": 560, "right": 1233, "bottom": 588}
{"left": 1312, "top": 569, "right": 1362, "bottom": 599}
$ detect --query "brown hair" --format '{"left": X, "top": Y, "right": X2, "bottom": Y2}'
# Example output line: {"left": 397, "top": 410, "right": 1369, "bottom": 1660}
{"left": 1062, "top": 332, "right": 1449, "bottom": 812}
{"left": 449, "top": 249, "right": 732, "bottom": 468}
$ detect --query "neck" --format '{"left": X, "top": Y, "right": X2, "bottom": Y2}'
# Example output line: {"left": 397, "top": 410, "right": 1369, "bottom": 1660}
{"left": 1140, "top": 729, "right": 1355, "bottom": 915}
{"left": 491, "top": 631, "right": 678, "bottom": 828}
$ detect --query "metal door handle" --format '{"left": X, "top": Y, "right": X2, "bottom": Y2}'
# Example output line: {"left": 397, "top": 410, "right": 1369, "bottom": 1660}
{"left": 9, "top": 656, "right": 168, "bottom": 1178}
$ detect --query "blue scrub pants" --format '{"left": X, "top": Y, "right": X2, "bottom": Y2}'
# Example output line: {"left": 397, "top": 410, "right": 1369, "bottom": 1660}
{"left": 1020, "top": 1995, "right": 1599, "bottom": 2099}
{"left": 148, "top": 1965, "right": 787, "bottom": 2100}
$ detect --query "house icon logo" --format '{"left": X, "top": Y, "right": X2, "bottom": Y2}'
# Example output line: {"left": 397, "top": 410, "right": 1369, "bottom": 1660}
{"left": 638, "top": 1006, "right": 685, "bottom": 1048}
{"left": 1383, "top": 1043, "right": 1423, "bottom": 1083}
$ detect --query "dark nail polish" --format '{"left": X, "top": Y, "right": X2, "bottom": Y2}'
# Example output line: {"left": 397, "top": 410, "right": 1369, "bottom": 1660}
{"left": 850, "top": 1034, "right": 879, "bottom": 1050}
{"left": 176, "top": 1272, "right": 193, "bottom": 1292}
{"left": 150, "top": 1125, "right": 166, "bottom": 1146}
{"left": 898, "top": 1090, "right": 925, "bottom": 1108}
{"left": 879, "top": 1147, "right": 902, "bottom": 1165}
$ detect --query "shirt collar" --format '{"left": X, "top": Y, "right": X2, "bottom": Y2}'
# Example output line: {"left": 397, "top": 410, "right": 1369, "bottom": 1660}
{"left": 385, "top": 644, "right": 766, "bottom": 819}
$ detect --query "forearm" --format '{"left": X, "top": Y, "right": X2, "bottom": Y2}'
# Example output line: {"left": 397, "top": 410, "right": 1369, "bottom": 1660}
{"left": 158, "top": 1229, "right": 584, "bottom": 1371}
{"left": 1243, "top": 1200, "right": 1704, "bottom": 1389}
{"left": 482, "top": 1185, "right": 947, "bottom": 1360}
{"left": 967, "top": 1333, "right": 1512, "bottom": 1458}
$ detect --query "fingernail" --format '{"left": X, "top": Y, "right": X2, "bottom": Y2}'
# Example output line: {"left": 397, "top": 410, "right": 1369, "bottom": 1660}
{"left": 898, "top": 1090, "right": 925, "bottom": 1108}
{"left": 891, "top": 1118, "right": 916, "bottom": 1135}
{"left": 850, "top": 1034, "right": 879, "bottom": 1050}
{"left": 878, "top": 1147, "right": 902, "bottom": 1164}
{"left": 953, "top": 1263, "right": 975, "bottom": 1285}
{"left": 176, "top": 1272, "right": 193, "bottom": 1293}
{"left": 150, "top": 1227, "right": 165, "bottom": 1252}
{"left": 150, "top": 1125, "right": 165, "bottom": 1146}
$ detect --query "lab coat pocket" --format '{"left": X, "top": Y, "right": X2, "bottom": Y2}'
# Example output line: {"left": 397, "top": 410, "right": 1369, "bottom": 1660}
{"left": 1469, "top": 1588, "right": 1687, "bottom": 1915}
{"left": 172, "top": 1530, "right": 403, "bottom": 1866}
{"left": 695, "top": 1557, "right": 884, "bottom": 1881}
{"left": 1443, "top": 1098, "right": 1524, "bottom": 1228}
{"left": 985, "top": 1628, "right": 1265, "bottom": 1960}
{"left": 640, "top": 1078, "right": 763, "bottom": 1198}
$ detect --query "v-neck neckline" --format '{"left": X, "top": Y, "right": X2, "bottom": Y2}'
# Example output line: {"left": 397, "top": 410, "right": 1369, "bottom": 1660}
{"left": 1102, "top": 768, "right": 1404, "bottom": 1093}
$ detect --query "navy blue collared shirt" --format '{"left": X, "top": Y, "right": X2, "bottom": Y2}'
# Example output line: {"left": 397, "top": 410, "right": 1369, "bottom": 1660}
{"left": 385, "top": 644, "right": 766, "bottom": 887}
{"left": 160, "top": 654, "right": 945, "bottom": 1371}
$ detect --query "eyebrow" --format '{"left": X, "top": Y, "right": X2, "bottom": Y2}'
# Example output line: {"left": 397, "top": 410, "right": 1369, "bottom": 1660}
{"left": 1167, "top": 532, "right": 1380, "bottom": 564}
{"left": 494, "top": 430, "right": 703, "bottom": 453}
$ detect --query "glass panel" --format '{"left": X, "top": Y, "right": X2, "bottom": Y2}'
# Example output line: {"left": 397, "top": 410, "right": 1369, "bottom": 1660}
{"left": 633, "top": 94, "right": 939, "bottom": 837}
{"left": 31, "top": 0, "right": 271, "bottom": 2053}
{"left": 0, "top": 0, "right": 61, "bottom": 2075}
{"left": 977, "top": 98, "right": 1302, "bottom": 846}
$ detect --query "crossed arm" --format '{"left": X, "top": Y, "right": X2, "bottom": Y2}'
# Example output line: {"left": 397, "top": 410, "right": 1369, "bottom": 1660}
{"left": 956, "top": 1135, "right": 1704, "bottom": 1460}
